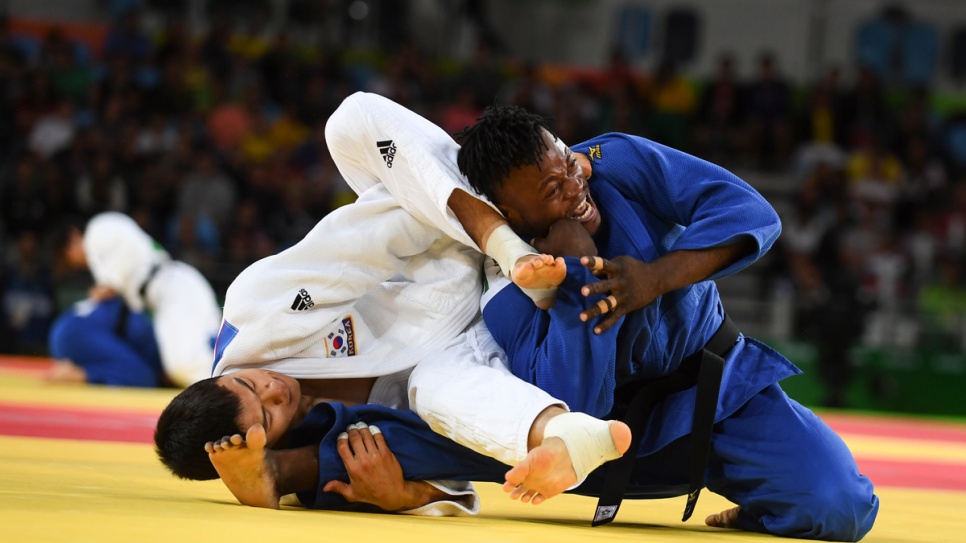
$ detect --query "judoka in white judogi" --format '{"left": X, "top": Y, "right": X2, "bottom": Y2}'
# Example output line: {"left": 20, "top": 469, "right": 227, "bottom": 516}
{"left": 52, "top": 212, "right": 222, "bottom": 387}
{"left": 211, "top": 94, "right": 565, "bottom": 464}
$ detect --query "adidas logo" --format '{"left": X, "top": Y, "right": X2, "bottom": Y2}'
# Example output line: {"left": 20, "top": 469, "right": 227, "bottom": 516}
{"left": 377, "top": 139, "right": 396, "bottom": 168}
{"left": 291, "top": 288, "right": 315, "bottom": 311}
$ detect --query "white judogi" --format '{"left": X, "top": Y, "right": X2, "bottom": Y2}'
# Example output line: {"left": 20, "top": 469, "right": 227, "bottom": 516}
{"left": 212, "top": 92, "right": 565, "bottom": 480}
{"left": 324, "top": 91, "right": 499, "bottom": 251}
{"left": 84, "top": 212, "right": 221, "bottom": 386}
{"left": 212, "top": 184, "right": 483, "bottom": 379}
{"left": 324, "top": 92, "right": 567, "bottom": 462}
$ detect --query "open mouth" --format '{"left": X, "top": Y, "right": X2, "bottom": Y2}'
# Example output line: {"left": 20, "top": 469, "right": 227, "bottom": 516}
{"left": 571, "top": 195, "right": 597, "bottom": 222}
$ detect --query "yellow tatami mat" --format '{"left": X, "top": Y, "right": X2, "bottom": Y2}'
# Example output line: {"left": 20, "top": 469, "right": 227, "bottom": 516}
{"left": 1, "top": 359, "right": 963, "bottom": 543}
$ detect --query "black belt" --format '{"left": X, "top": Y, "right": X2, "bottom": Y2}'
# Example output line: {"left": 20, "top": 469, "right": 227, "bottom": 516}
{"left": 138, "top": 263, "right": 162, "bottom": 301}
{"left": 592, "top": 314, "right": 739, "bottom": 526}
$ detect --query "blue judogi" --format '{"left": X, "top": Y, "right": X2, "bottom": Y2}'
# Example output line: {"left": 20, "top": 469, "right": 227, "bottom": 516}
{"left": 48, "top": 297, "right": 163, "bottom": 387}
{"left": 480, "top": 133, "right": 878, "bottom": 541}
{"left": 289, "top": 134, "right": 877, "bottom": 540}
{"left": 288, "top": 401, "right": 509, "bottom": 510}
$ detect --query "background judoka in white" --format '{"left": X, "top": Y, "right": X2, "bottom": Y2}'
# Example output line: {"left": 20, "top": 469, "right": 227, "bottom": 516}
{"left": 85, "top": 212, "right": 222, "bottom": 386}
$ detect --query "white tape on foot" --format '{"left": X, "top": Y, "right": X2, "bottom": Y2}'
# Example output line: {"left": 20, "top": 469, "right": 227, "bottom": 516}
{"left": 543, "top": 412, "right": 622, "bottom": 481}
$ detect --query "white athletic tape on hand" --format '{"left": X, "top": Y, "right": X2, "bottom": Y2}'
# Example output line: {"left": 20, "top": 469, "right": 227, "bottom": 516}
{"left": 369, "top": 425, "right": 382, "bottom": 436}
{"left": 486, "top": 224, "right": 538, "bottom": 280}
{"left": 543, "top": 412, "right": 622, "bottom": 482}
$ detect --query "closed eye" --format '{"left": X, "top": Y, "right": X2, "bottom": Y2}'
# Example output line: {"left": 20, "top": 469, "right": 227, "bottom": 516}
{"left": 235, "top": 376, "right": 269, "bottom": 431}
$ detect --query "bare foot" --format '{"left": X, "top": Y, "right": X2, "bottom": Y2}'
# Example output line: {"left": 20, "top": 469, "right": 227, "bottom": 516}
{"left": 206, "top": 424, "right": 281, "bottom": 509}
{"left": 503, "top": 420, "right": 631, "bottom": 505}
{"left": 511, "top": 254, "right": 567, "bottom": 290}
{"left": 706, "top": 506, "right": 741, "bottom": 529}
{"left": 45, "top": 360, "right": 88, "bottom": 383}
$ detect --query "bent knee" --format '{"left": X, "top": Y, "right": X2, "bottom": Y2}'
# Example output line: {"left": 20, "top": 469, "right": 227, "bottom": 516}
{"left": 752, "top": 479, "right": 879, "bottom": 541}
{"left": 48, "top": 312, "right": 90, "bottom": 358}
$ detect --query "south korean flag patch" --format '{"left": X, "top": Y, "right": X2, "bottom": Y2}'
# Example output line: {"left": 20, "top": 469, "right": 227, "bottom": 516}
{"left": 324, "top": 315, "right": 358, "bottom": 358}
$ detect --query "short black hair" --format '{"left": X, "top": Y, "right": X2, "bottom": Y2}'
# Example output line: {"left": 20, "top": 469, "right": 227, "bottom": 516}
{"left": 456, "top": 105, "right": 555, "bottom": 201}
{"left": 154, "top": 377, "right": 244, "bottom": 481}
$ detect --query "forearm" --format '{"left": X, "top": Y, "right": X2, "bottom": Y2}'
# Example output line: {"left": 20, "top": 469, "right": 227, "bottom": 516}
{"left": 272, "top": 445, "right": 320, "bottom": 496}
{"left": 448, "top": 188, "right": 506, "bottom": 251}
{"left": 651, "top": 238, "right": 756, "bottom": 294}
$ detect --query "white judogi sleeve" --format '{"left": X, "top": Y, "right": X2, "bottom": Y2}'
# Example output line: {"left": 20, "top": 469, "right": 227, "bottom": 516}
{"left": 212, "top": 184, "right": 483, "bottom": 380}
{"left": 146, "top": 261, "right": 222, "bottom": 387}
{"left": 326, "top": 91, "right": 498, "bottom": 251}
{"left": 83, "top": 212, "right": 167, "bottom": 312}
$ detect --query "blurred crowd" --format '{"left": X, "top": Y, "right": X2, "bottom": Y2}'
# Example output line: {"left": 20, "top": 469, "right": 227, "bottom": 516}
{"left": 3, "top": 4, "right": 966, "bottom": 375}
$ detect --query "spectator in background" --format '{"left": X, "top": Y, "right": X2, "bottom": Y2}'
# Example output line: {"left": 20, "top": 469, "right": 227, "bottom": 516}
{"left": 75, "top": 151, "right": 128, "bottom": 215}
{"left": 176, "top": 147, "right": 237, "bottom": 245}
{"left": 438, "top": 84, "right": 482, "bottom": 136}
{"left": 28, "top": 99, "right": 74, "bottom": 158}
{"left": 598, "top": 74, "right": 645, "bottom": 136}
{"left": 646, "top": 59, "right": 696, "bottom": 151}
{"left": 693, "top": 53, "right": 745, "bottom": 166}
{"left": 455, "top": 38, "right": 504, "bottom": 110}
{"left": 135, "top": 111, "right": 179, "bottom": 156}
{"left": 846, "top": 134, "right": 903, "bottom": 208}
{"left": 810, "top": 201, "right": 872, "bottom": 408}
{"left": 0, "top": 230, "right": 56, "bottom": 355}
{"left": 239, "top": 110, "right": 276, "bottom": 164}
{"left": 206, "top": 81, "right": 254, "bottom": 153}
{"left": 1, "top": 154, "right": 48, "bottom": 236}
{"left": 918, "top": 252, "right": 966, "bottom": 351}
{"left": 796, "top": 67, "right": 849, "bottom": 151}
{"left": 744, "top": 52, "right": 793, "bottom": 169}
{"left": 102, "top": 10, "right": 151, "bottom": 63}
{"left": 43, "top": 29, "right": 92, "bottom": 105}
{"left": 841, "top": 66, "right": 892, "bottom": 150}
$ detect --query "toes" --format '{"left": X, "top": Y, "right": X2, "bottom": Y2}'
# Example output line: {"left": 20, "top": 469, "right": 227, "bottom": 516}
{"left": 519, "top": 489, "right": 539, "bottom": 503}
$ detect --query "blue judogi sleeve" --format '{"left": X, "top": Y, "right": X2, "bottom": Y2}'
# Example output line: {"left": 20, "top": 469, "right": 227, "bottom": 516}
{"left": 575, "top": 134, "right": 781, "bottom": 280}
{"left": 48, "top": 298, "right": 163, "bottom": 387}
{"left": 482, "top": 257, "right": 622, "bottom": 418}
{"left": 288, "top": 402, "right": 509, "bottom": 509}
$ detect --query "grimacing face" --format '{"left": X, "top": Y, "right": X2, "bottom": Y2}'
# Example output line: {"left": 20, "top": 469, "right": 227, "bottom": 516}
{"left": 491, "top": 129, "right": 601, "bottom": 239}
{"left": 217, "top": 369, "right": 302, "bottom": 447}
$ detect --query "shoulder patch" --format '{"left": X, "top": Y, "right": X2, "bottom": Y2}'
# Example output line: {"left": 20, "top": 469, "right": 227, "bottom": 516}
{"left": 588, "top": 144, "right": 602, "bottom": 161}
{"left": 324, "top": 315, "right": 358, "bottom": 358}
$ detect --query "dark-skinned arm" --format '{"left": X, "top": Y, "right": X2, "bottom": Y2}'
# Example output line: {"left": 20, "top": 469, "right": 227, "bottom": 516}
{"left": 579, "top": 238, "right": 757, "bottom": 333}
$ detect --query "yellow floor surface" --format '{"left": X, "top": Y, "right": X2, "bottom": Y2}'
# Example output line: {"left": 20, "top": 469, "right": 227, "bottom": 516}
{"left": 1, "top": 367, "right": 963, "bottom": 543}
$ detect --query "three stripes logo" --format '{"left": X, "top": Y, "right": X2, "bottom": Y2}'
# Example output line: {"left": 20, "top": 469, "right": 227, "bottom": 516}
{"left": 377, "top": 139, "right": 396, "bottom": 168}
{"left": 291, "top": 288, "right": 315, "bottom": 311}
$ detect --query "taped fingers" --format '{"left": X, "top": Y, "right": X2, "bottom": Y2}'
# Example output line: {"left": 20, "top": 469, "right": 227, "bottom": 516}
{"left": 585, "top": 256, "right": 607, "bottom": 272}
{"left": 595, "top": 294, "right": 618, "bottom": 314}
